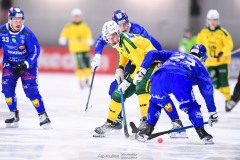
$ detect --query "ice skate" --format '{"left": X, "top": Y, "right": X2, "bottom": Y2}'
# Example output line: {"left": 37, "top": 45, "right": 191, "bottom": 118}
{"left": 93, "top": 118, "right": 122, "bottom": 137}
{"left": 196, "top": 126, "right": 214, "bottom": 145}
{"left": 136, "top": 124, "right": 154, "bottom": 142}
{"left": 137, "top": 116, "right": 147, "bottom": 131}
{"left": 225, "top": 100, "right": 238, "bottom": 112}
{"left": 80, "top": 81, "right": 84, "bottom": 89}
{"left": 169, "top": 119, "right": 188, "bottom": 138}
{"left": 39, "top": 112, "right": 52, "bottom": 130}
{"left": 5, "top": 110, "right": 19, "bottom": 128}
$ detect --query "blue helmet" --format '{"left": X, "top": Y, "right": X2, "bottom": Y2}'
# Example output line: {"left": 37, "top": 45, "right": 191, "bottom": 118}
{"left": 8, "top": 7, "right": 24, "bottom": 20}
{"left": 190, "top": 44, "right": 208, "bottom": 62}
{"left": 112, "top": 10, "right": 129, "bottom": 24}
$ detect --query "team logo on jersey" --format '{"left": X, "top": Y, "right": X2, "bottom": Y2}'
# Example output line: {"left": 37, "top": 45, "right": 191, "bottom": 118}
{"left": 164, "top": 103, "right": 173, "bottom": 112}
{"left": 4, "top": 44, "right": 17, "bottom": 50}
{"left": 19, "top": 45, "right": 26, "bottom": 50}
{"left": 5, "top": 97, "right": 12, "bottom": 105}
{"left": 32, "top": 99, "right": 40, "bottom": 107}
{"left": 12, "top": 37, "right": 17, "bottom": 43}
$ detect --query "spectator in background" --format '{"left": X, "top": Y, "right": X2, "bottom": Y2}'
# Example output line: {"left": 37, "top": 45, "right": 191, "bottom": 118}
{"left": 59, "top": 8, "right": 94, "bottom": 89}
{"left": 178, "top": 29, "right": 196, "bottom": 53}
{"left": 197, "top": 9, "right": 234, "bottom": 111}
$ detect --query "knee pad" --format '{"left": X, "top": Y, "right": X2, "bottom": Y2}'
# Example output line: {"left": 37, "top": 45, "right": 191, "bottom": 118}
{"left": 163, "top": 96, "right": 175, "bottom": 112}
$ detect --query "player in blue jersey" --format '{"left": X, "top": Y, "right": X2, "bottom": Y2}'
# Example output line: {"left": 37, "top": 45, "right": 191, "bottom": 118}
{"left": 0, "top": 7, "right": 52, "bottom": 129}
{"left": 91, "top": 10, "right": 187, "bottom": 138}
{"left": 133, "top": 44, "right": 218, "bottom": 144}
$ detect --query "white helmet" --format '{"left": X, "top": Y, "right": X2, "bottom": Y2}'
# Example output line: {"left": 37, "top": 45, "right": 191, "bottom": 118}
{"left": 206, "top": 9, "right": 220, "bottom": 27}
{"left": 102, "top": 21, "right": 120, "bottom": 48}
{"left": 71, "top": 8, "right": 82, "bottom": 16}
{"left": 207, "top": 9, "right": 219, "bottom": 20}
{"left": 102, "top": 21, "right": 119, "bottom": 39}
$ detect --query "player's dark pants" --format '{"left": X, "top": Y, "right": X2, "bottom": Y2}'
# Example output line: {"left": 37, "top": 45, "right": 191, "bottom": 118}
{"left": 147, "top": 71, "right": 204, "bottom": 128}
{"left": 232, "top": 71, "right": 240, "bottom": 102}
{"left": 1, "top": 63, "right": 46, "bottom": 114}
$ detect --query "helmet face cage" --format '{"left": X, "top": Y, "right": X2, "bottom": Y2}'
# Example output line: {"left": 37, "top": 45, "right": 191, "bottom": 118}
{"left": 8, "top": 7, "right": 24, "bottom": 21}
{"left": 112, "top": 10, "right": 129, "bottom": 25}
{"left": 102, "top": 21, "right": 120, "bottom": 41}
{"left": 190, "top": 44, "right": 208, "bottom": 62}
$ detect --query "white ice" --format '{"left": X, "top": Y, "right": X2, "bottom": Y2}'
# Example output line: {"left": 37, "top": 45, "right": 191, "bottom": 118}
{"left": 0, "top": 73, "right": 240, "bottom": 160}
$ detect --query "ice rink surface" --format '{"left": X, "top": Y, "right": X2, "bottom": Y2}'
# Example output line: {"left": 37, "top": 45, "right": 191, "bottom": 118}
{"left": 0, "top": 73, "right": 240, "bottom": 160}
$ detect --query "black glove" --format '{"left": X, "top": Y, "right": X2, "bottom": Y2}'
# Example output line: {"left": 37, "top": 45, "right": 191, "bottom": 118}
{"left": 13, "top": 62, "right": 28, "bottom": 76}
{"left": 214, "top": 52, "right": 223, "bottom": 58}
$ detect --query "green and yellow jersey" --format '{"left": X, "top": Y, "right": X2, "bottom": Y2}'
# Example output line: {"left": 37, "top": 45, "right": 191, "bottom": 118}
{"left": 197, "top": 26, "right": 234, "bottom": 67}
{"left": 116, "top": 32, "right": 156, "bottom": 79}
{"left": 59, "top": 21, "right": 93, "bottom": 53}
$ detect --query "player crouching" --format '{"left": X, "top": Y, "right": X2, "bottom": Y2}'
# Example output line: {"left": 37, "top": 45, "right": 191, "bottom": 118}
{"left": 133, "top": 44, "right": 218, "bottom": 144}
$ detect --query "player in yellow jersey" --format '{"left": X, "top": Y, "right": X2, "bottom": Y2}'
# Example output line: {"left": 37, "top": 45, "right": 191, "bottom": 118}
{"left": 93, "top": 21, "right": 187, "bottom": 138}
{"left": 59, "top": 8, "right": 94, "bottom": 89}
{"left": 197, "top": 10, "right": 234, "bottom": 111}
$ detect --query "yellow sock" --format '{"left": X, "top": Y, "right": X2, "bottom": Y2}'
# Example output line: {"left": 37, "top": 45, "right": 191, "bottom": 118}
{"left": 84, "top": 68, "right": 92, "bottom": 80}
{"left": 107, "top": 100, "right": 122, "bottom": 122}
{"left": 218, "top": 86, "right": 231, "bottom": 100}
{"left": 76, "top": 69, "right": 83, "bottom": 81}
{"left": 138, "top": 94, "right": 150, "bottom": 117}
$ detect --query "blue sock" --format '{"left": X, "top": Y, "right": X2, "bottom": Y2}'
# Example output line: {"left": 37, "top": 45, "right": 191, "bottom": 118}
{"left": 187, "top": 102, "right": 204, "bottom": 128}
{"left": 5, "top": 95, "right": 17, "bottom": 111}
{"left": 147, "top": 101, "right": 162, "bottom": 126}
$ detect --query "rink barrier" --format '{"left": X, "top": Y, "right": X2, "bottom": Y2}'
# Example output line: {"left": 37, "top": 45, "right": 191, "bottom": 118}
{"left": 0, "top": 48, "right": 239, "bottom": 76}
{"left": 0, "top": 47, "right": 118, "bottom": 74}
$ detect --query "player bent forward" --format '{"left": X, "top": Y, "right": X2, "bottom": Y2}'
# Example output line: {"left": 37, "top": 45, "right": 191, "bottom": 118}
{"left": 133, "top": 44, "right": 218, "bottom": 144}
{"left": 93, "top": 21, "right": 187, "bottom": 138}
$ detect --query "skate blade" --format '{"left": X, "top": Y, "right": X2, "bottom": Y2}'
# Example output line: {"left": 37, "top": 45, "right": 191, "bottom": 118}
{"left": 41, "top": 123, "right": 53, "bottom": 130}
{"left": 203, "top": 137, "right": 214, "bottom": 145}
{"left": 6, "top": 122, "right": 19, "bottom": 128}
{"left": 169, "top": 132, "right": 188, "bottom": 139}
{"left": 129, "top": 134, "right": 137, "bottom": 140}
{"left": 93, "top": 134, "right": 106, "bottom": 138}
{"left": 93, "top": 129, "right": 121, "bottom": 138}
